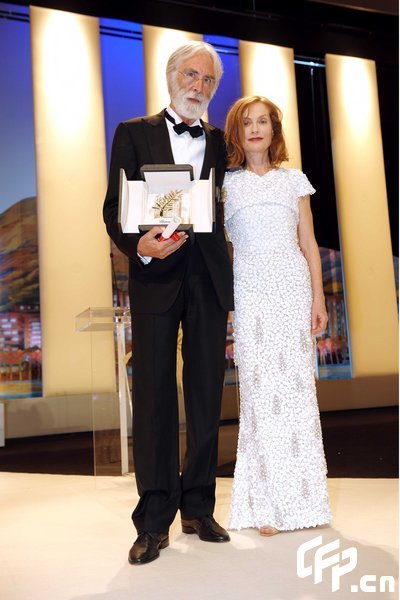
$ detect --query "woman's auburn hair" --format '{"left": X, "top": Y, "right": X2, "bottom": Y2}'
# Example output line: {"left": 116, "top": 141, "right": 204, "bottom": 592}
{"left": 224, "top": 95, "right": 289, "bottom": 169}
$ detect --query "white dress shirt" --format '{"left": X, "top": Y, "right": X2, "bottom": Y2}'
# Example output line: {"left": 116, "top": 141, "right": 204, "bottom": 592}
{"left": 164, "top": 106, "right": 206, "bottom": 180}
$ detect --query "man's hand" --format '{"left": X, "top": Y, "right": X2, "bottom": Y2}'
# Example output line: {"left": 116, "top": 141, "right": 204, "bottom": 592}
{"left": 137, "top": 226, "right": 188, "bottom": 260}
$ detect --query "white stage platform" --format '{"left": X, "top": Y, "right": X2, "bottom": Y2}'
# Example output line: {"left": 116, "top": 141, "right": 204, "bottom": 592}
{"left": 0, "top": 473, "right": 397, "bottom": 600}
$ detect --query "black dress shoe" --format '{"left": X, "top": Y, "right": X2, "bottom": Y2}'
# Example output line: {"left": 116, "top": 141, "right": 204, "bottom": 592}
{"left": 128, "top": 531, "right": 169, "bottom": 565}
{"left": 181, "top": 515, "right": 230, "bottom": 542}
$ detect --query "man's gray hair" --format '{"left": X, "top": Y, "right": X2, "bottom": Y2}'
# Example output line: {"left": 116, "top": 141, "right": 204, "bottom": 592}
{"left": 166, "top": 41, "right": 223, "bottom": 96}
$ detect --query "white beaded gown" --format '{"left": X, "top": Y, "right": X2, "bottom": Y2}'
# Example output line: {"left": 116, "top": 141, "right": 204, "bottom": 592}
{"left": 224, "top": 167, "right": 332, "bottom": 531}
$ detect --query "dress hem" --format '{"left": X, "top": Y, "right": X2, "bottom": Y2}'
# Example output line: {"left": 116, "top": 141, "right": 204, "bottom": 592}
{"left": 228, "top": 518, "right": 332, "bottom": 533}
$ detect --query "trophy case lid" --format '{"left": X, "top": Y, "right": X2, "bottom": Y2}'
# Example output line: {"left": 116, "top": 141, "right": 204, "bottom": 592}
{"left": 140, "top": 163, "right": 194, "bottom": 184}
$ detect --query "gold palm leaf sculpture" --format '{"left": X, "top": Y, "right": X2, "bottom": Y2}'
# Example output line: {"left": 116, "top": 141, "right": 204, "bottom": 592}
{"left": 153, "top": 189, "right": 183, "bottom": 219}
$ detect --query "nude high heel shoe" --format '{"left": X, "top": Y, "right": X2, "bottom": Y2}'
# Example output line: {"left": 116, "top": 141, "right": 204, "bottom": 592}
{"left": 259, "top": 525, "right": 280, "bottom": 536}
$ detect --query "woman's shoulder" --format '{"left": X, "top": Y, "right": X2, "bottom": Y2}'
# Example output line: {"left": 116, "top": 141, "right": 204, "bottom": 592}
{"left": 222, "top": 169, "right": 250, "bottom": 221}
{"left": 223, "top": 169, "right": 247, "bottom": 194}
{"left": 276, "top": 167, "right": 316, "bottom": 196}
{"left": 274, "top": 167, "right": 303, "bottom": 177}
{"left": 224, "top": 167, "right": 245, "bottom": 180}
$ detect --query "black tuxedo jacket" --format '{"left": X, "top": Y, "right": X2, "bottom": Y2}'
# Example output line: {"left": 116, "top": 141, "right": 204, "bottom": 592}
{"left": 103, "top": 111, "right": 234, "bottom": 314}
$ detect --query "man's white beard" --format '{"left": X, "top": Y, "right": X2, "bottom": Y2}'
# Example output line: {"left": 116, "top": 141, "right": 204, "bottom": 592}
{"left": 170, "top": 77, "right": 210, "bottom": 121}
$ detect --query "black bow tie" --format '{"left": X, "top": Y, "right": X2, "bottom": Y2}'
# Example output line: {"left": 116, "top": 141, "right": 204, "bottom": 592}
{"left": 164, "top": 110, "right": 203, "bottom": 138}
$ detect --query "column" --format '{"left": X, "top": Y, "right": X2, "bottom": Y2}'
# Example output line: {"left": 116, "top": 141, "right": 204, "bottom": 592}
{"left": 30, "top": 6, "right": 115, "bottom": 395}
{"left": 239, "top": 40, "right": 302, "bottom": 169}
{"left": 325, "top": 53, "right": 398, "bottom": 376}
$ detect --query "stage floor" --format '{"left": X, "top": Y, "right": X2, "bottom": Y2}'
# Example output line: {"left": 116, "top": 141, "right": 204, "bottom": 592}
{"left": 0, "top": 473, "right": 397, "bottom": 600}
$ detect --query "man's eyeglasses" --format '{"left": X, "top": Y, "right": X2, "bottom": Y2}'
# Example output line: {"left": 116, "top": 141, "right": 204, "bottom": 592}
{"left": 177, "top": 70, "right": 216, "bottom": 89}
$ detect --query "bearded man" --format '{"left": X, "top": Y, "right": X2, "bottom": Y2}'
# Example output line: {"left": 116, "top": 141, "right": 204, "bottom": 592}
{"left": 103, "top": 41, "right": 234, "bottom": 565}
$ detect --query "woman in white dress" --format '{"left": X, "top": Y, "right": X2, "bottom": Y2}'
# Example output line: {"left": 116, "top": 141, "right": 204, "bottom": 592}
{"left": 224, "top": 95, "right": 332, "bottom": 536}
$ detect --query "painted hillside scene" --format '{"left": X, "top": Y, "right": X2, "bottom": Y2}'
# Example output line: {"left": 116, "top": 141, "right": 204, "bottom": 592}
{"left": 0, "top": 197, "right": 42, "bottom": 398}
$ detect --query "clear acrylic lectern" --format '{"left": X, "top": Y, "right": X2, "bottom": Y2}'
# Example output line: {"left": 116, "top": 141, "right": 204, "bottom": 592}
{"left": 75, "top": 307, "right": 132, "bottom": 475}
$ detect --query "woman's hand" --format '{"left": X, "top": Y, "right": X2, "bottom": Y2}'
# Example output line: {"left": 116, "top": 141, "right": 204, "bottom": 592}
{"left": 311, "top": 296, "right": 328, "bottom": 336}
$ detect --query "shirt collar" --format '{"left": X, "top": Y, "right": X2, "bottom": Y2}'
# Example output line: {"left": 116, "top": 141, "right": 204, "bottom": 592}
{"left": 166, "top": 106, "right": 202, "bottom": 128}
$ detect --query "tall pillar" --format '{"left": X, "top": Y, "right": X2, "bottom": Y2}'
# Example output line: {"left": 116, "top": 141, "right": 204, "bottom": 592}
{"left": 239, "top": 41, "right": 302, "bottom": 169}
{"left": 142, "top": 25, "right": 203, "bottom": 116}
{"left": 325, "top": 54, "right": 398, "bottom": 376}
{"left": 30, "top": 6, "right": 115, "bottom": 395}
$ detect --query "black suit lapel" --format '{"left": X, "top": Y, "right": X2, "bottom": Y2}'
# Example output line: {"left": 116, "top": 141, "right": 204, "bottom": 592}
{"left": 200, "top": 122, "right": 219, "bottom": 179}
{"left": 144, "top": 111, "right": 175, "bottom": 164}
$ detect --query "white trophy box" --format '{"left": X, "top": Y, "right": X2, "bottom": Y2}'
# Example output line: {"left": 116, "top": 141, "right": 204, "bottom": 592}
{"left": 118, "top": 164, "right": 216, "bottom": 236}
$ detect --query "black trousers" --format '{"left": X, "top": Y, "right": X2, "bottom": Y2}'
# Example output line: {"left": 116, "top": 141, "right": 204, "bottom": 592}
{"left": 130, "top": 244, "right": 228, "bottom": 533}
